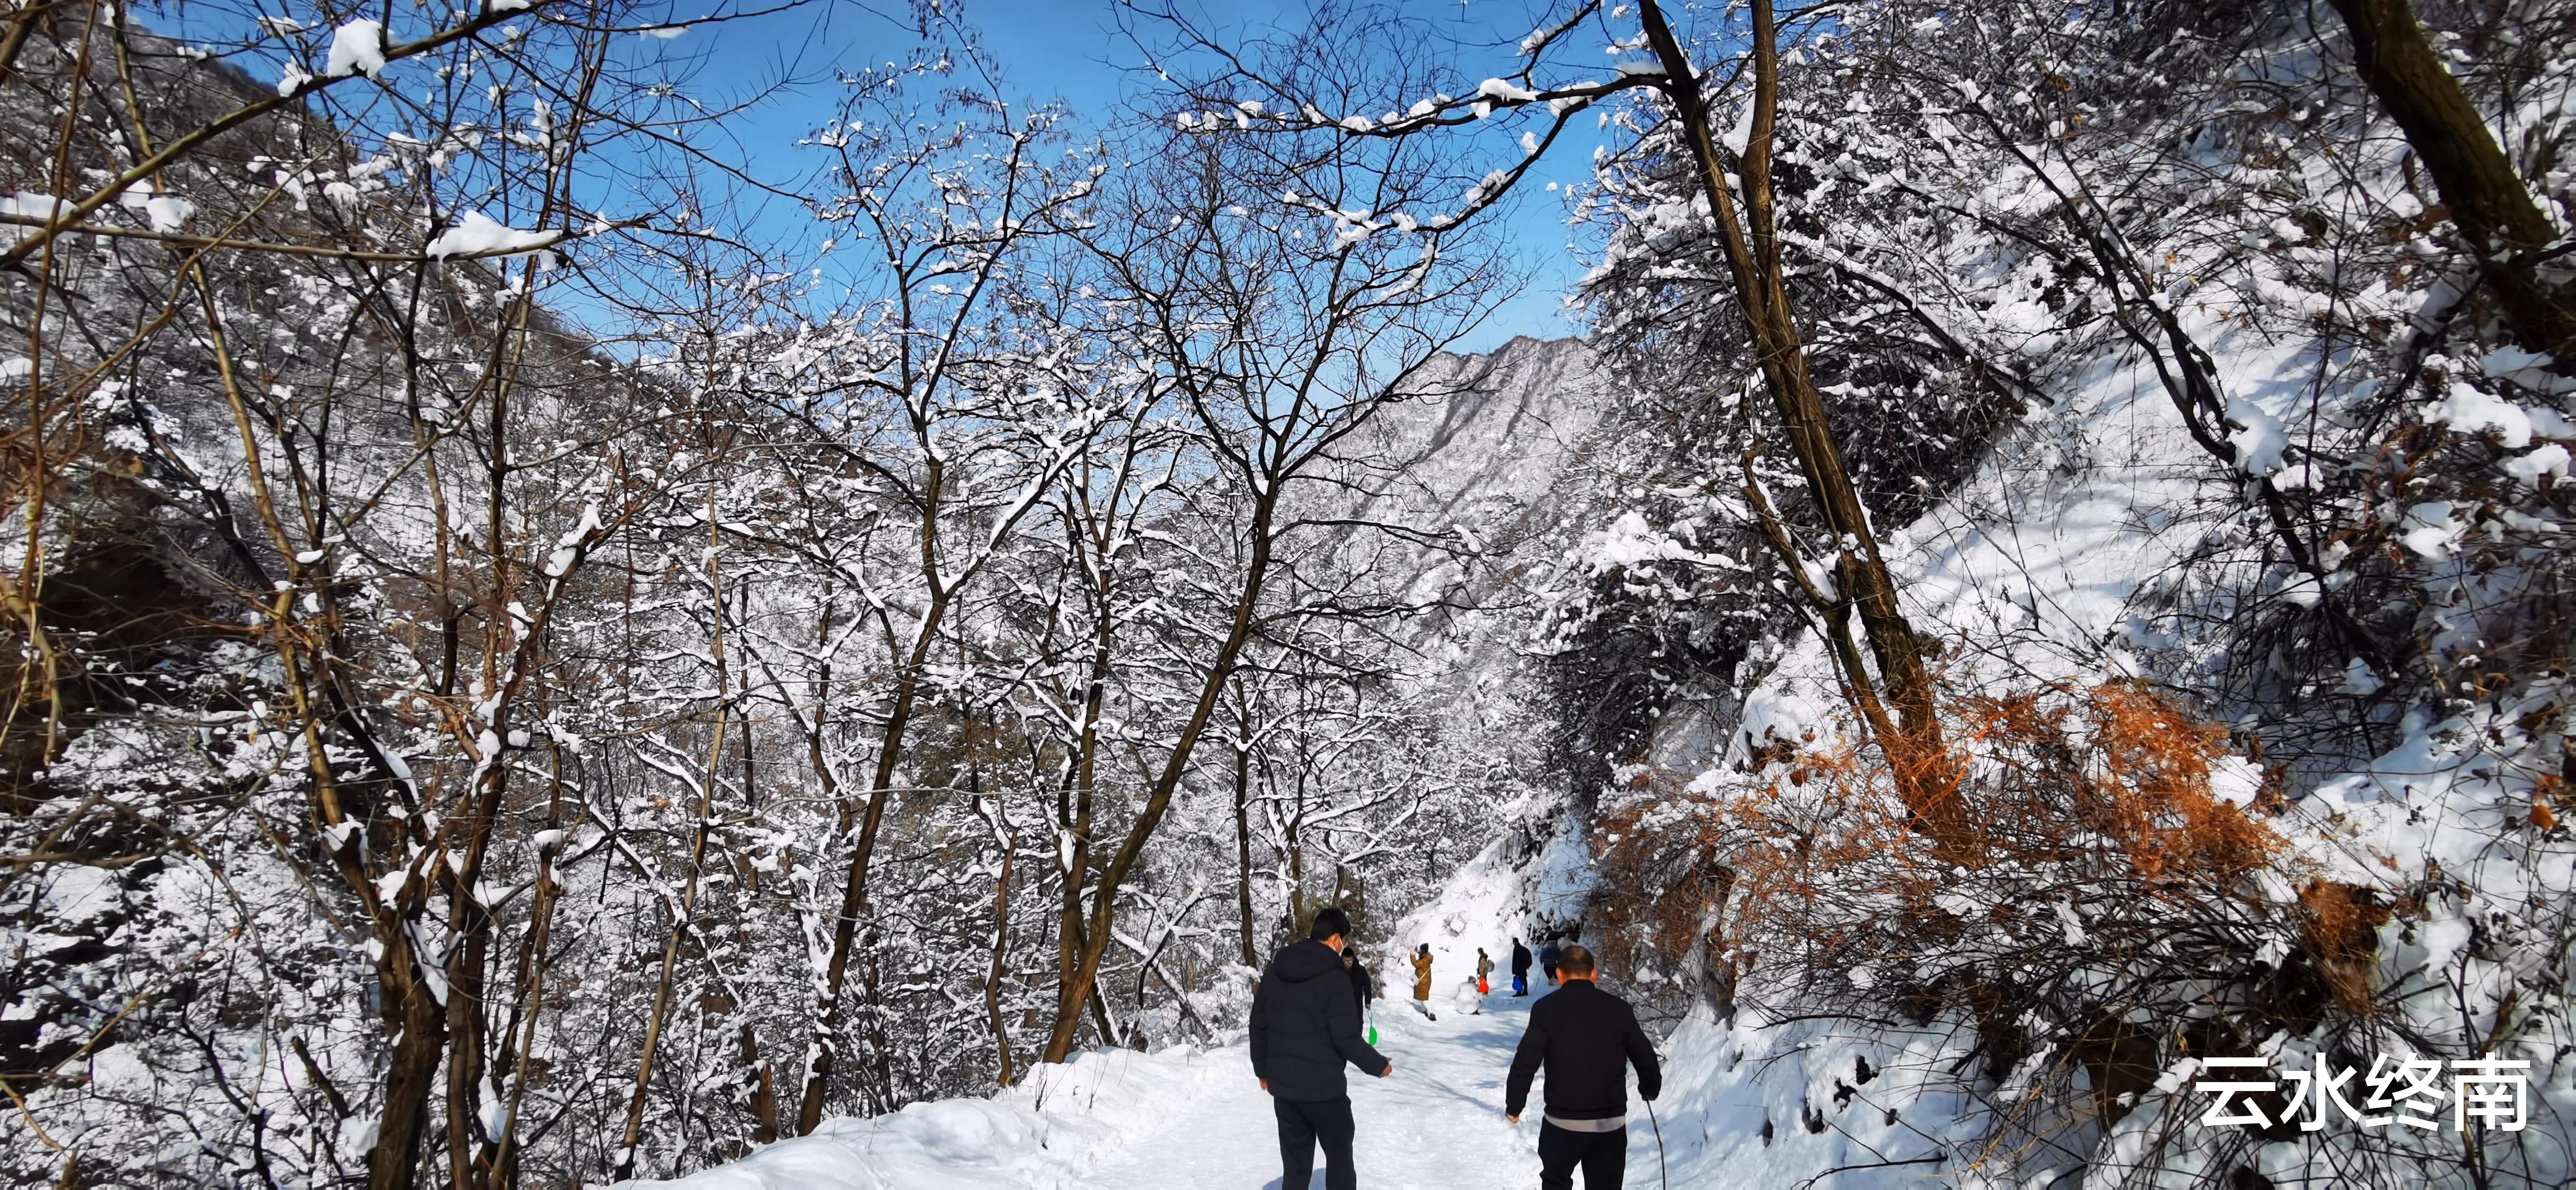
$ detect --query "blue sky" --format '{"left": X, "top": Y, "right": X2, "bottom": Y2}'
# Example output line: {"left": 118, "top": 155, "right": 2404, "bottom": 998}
{"left": 671, "top": 0, "right": 1604, "bottom": 352}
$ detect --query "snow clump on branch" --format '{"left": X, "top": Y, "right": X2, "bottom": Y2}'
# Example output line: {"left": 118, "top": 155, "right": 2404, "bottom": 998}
{"left": 425, "top": 210, "right": 561, "bottom": 259}
{"left": 324, "top": 18, "right": 386, "bottom": 79}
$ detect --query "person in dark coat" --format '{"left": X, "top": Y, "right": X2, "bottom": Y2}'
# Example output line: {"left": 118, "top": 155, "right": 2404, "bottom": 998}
{"left": 1504, "top": 945, "right": 1661, "bottom": 1190}
{"left": 1342, "top": 946, "right": 1375, "bottom": 1017}
{"left": 1509, "top": 937, "right": 1532, "bottom": 997}
{"left": 1251, "top": 906, "right": 1393, "bottom": 1190}
{"left": 1537, "top": 936, "right": 1562, "bottom": 985}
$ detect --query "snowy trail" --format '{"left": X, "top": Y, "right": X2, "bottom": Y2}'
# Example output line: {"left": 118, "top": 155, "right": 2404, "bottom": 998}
{"left": 617, "top": 979, "right": 1685, "bottom": 1190}
{"left": 1075, "top": 983, "right": 1659, "bottom": 1190}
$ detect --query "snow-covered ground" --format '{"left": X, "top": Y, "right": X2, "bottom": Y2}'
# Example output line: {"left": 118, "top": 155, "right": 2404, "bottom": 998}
{"left": 612, "top": 971, "right": 1977, "bottom": 1190}
{"left": 620, "top": 809, "right": 1678, "bottom": 1190}
{"left": 614, "top": 794, "right": 1957, "bottom": 1190}
{"left": 1082, "top": 989, "right": 1576, "bottom": 1189}
{"left": 613, "top": 982, "right": 1661, "bottom": 1189}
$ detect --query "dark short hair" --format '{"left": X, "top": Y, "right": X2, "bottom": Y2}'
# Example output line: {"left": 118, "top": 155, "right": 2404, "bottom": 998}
{"left": 1558, "top": 945, "right": 1597, "bottom": 976}
{"left": 1309, "top": 905, "right": 1352, "bottom": 941}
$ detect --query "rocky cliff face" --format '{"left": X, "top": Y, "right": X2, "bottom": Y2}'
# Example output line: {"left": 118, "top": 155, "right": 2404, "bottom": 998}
{"left": 1344, "top": 332, "right": 1763, "bottom": 805}
{"left": 1335, "top": 335, "right": 1616, "bottom": 676}
{"left": 1367, "top": 335, "right": 1610, "bottom": 558}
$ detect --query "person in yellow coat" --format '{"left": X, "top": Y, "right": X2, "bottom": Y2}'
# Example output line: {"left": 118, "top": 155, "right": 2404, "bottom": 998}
{"left": 1409, "top": 945, "right": 1437, "bottom": 1022}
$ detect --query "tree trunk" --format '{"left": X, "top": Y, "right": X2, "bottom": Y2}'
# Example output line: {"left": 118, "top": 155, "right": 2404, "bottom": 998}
{"left": 491, "top": 799, "right": 571, "bottom": 1184}
{"left": 1039, "top": 503, "right": 1275, "bottom": 1063}
{"left": 1052, "top": 624, "right": 1111, "bottom": 1055}
{"left": 731, "top": 705, "right": 778, "bottom": 1143}
{"left": 2324, "top": 0, "right": 2569, "bottom": 355}
{"left": 443, "top": 815, "right": 498, "bottom": 1189}
{"left": 1232, "top": 735, "right": 1257, "bottom": 969}
{"left": 614, "top": 724, "right": 721, "bottom": 1180}
{"left": 1636, "top": 0, "right": 1963, "bottom": 842}
{"left": 617, "top": 528, "right": 728, "bottom": 1179}
{"left": 371, "top": 958, "right": 449, "bottom": 1190}
{"left": 204, "top": 281, "right": 452, "bottom": 1190}
{"left": 797, "top": 461, "right": 951, "bottom": 1135}
{"left": 963, "top": 695, "right": 1019, "bottom": 1089}
{"left": 1285, "top": 776, "right": 1305, "bottom": 932}
{"left": 740, "top": 1023, "right": 779, "bottom": 1145}
{"left": 985, "top": 824, "right": 1017, "bottom": 1087}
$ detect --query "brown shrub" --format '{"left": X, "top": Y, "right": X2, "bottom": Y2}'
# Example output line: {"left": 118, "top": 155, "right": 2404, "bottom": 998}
{"left": 2295, "top": 880, "right": 2391, "bottom": 1017}
{"left": 1963, "top": 682, "right": 2279, "bottom": 886}
{"left": 1596, "top": 682, "right": 2300, "bottom": 1125}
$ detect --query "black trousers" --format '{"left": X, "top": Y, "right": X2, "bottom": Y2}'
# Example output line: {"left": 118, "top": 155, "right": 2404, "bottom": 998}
{"left": 1538, "top": 1121, "right": 1627, "bottom": 1190}
{"left": 1275, "top": 1095, "right": 1356, "bottom": 1190}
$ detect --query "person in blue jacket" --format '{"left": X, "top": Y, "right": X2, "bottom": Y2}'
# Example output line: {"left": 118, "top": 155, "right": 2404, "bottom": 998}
{"left": 1251, "top": 906, "right": 1393, "bottom": 1190}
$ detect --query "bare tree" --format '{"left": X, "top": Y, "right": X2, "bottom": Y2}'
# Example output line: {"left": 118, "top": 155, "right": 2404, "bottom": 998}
{"left": 1034, "top": 66, "right": 1509, "bottom": 1059}
{"left": 1133, "top": 0, "right": 1967, "bottom": 840}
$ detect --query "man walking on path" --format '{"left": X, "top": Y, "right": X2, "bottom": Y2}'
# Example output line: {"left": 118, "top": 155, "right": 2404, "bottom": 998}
{"left": 1251, "top": 906, "right": 1393, "bottom": 1190}
{"left": 1510, "top": 938, "right": 1532, "bottom": 997}
{"left": 1504, "top": 945, "right": 1662, "bottom": 1190}
{"left": 1476, "top": 947, "right": 1494, "bottom": 993}
{"left": 1538, "top": 936, "right": 1562, "bottom": 986}
{"left": 1342, "top": 946, "right": 1375, "bottom": 1017}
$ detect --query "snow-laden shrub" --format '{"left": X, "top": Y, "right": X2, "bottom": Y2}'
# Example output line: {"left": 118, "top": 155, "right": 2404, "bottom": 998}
{"left": 1598, "top": 678, "right": 2576, "bottom": 1186}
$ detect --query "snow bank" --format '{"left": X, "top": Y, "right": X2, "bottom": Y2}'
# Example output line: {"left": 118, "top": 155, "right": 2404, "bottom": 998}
{"left": 606, "top": 1045, "right": 1245, "bottom": 1189}
{"left": 619, "top": 1099, "right": 1056, "bottom": 1189}
{"left": 1627, "top": 1009, "right": 1993, "bottom": 1189}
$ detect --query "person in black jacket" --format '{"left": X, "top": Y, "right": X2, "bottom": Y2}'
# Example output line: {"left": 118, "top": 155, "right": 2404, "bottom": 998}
{"left": 1504, "top": 945, "right": 1661, "bottom": 1190}
{"left": 1342, "top": 946, "right": 1375, "bottom": 1017}
{"left": 1251, "top": 906, "right": 1393, "bottom": 1190}
{"left": 1509, "top": 937, "right": 1533, "bottom": 997}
